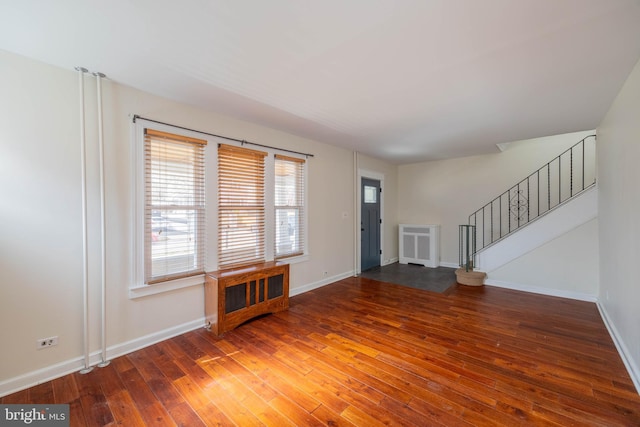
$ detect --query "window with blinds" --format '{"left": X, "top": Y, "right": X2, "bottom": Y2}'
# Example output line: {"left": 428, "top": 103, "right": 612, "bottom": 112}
{"left": 218, "top": 144, "right": 267, "bottom": 269}
{"left": 144, "top": 129, "right": 206, "bottom": 284}
{"left": 275, "top": 155, "right": 305, "bottom": 259}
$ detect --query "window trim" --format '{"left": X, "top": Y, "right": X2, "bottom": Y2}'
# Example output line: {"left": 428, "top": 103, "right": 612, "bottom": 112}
{"left": 131, "top": 119, "right": 216, "bottom": 298}
{"left": 143, "top": 128, "right": 207, "bottom": 284}
{"left": 130, "top": 119, "right": 309, "bottom": 298}
{"left": 217, "top": 143, "right": 268, "bottom": 270}
{"left": 274, "top": 154, "right": 306, "bottom": 260}
{"left": 216, "top": 145, "right": 309, "bottom": 269}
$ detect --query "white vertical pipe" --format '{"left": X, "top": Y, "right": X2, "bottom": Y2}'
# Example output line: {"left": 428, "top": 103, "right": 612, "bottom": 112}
{"left": 354, "top": 151, "right": 358, "bottom": 276}
{"left": 94, "top": 72, "right": 110, "bottom": 368}
{"left": 76, "top": 67, "right": 93, "bottom": 374}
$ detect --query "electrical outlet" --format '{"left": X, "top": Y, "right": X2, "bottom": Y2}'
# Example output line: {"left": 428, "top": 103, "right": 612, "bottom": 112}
{"left": 323, "top": 271, "right": 328, "bottom": 276}
{"left": 37, "top": 336, "right": 58, "bottom": 350}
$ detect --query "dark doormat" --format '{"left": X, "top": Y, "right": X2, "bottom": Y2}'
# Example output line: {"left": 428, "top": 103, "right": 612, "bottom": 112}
{"left": 359, "top": 262, "right": 457, "bottom": 293}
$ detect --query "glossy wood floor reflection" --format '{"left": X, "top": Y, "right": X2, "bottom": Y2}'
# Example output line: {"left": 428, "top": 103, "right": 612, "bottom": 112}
{"left": 4, "top": 278, "right": 640, "bottom": 426}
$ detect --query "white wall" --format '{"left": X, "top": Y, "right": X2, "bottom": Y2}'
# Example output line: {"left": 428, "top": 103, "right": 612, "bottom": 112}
{"left": 488, "top": 218, "right": 599, "bottom": 300}
{"left": 597, "top": 57, "right": 640, "bottom": 390}
{"left": 0, "top": 51, "right": 87, "bottom": 384}
{"left": 0, "top": 49, "right": 356, "bottom": 394}
{"left": 397, "top": 130, "right": 595, "bottom": 266}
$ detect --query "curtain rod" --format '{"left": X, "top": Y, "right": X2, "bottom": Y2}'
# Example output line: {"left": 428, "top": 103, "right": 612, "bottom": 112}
{"left": 132, "top": 114, "right": 314, "bottom": 158}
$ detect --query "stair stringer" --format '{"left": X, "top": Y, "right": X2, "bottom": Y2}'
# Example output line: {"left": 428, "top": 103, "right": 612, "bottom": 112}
{"left": 475, "top": 186, "right": 597, "bottom": 273}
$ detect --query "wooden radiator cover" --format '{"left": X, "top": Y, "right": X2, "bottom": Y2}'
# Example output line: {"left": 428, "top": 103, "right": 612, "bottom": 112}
{"left": 204, "top": 262, "right": 289, "bottom": 335}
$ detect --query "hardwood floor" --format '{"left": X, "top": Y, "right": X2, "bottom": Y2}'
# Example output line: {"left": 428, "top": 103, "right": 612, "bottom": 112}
{"left": 3, "top": 277, "right": 640, "bottom": 426}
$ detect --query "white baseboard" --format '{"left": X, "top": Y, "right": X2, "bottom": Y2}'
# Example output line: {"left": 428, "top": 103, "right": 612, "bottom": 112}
{"left": 596, "top": 302, "right": 640, "bottom": 395}
{"left": 103, "top": 318, "right": 206, "bottom": 362}
{"left": 382, "top": 257, "right": 399, "bottom": 266}
{"left": 0, "top": 318, "right": 205, "bottom": 398}
{"left": 484, "top": 278, "right": 598, "bottom": 302}
{"left": 289, "top": 270, "right": 355, "bottom": 297}
{"left": 439, "top": 261, "right": 459, "bottom": 269}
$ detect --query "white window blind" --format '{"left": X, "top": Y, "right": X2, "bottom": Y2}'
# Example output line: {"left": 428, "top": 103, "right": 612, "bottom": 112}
{"left": 144, "top": 129, "right": 206, "bottom": 284}
{"left": 218, "top": 144, "right": 267, "bottom": 269}
{"left": 275, "top": 155, "right": 305, "bottom": 259}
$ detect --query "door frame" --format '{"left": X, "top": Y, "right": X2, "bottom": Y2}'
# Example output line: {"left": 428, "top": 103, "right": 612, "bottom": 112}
{"left": 356, "top": 169, "right": 384, "bottom": 275}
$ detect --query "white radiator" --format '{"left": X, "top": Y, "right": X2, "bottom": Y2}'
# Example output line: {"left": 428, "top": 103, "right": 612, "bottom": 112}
{"left": 399, "top": 224, "right": 440, "bottom": 267}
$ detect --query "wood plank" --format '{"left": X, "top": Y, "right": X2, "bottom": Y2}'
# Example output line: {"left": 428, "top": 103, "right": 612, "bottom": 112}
{"left": 165, "top": 402, "right": 207, "bottom": 427}
{"left": 142, "top": 342, "right": 188, "bottom": 382}
{"left": 68, "top": 397, "right": 87, "bottom": 427}
{"left": 74, "top": 370, "right": 114, "bottom": 427}
{"left": 28, "top": 381, "right": 54, "bottom": 404}
{"left": 311, "top": 404, "right": 358, "bottom": 427}
{"left": 93, "top": 363, "right": 129, "bottom": 398}
{"left": 209, "top": 351, "right": 279, "bottom": 403}
{"left": 268, "top": 395, "right": 325, "bottom": 427}
{"left": 290, "top": 338, "right": 411, "bottom": 404}
{"left": 340, "top": 404, "right": 389, "bottom": 427}
{"left": 1, "top": 389, "right": 29, "bottom": 403}
{"left": 106, "top": 390, "right": 147, "bottom": 427}
{"left": 198, "top": 357, "right": 296, "bottom": 427}
{"left": 117, "top": 362, "right": 176, "bottom": 426}
{"left": 172, "top": 376, "right": 233, "bottom": 426}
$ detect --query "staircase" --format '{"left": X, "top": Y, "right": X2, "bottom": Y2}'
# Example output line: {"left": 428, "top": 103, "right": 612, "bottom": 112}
{"left": 469, "top": 134, "right": 596, "bottom": 271}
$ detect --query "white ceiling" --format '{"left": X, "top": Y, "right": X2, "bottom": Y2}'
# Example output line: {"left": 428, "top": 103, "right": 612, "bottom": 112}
{"left": 2, "top": 0, "right": 640, "bottom": 163}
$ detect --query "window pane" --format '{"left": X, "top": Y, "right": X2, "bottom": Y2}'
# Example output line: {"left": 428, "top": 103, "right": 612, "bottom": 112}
{"left": 364, "top": 185, "right": 377, "bottom": 203}
{"left": 275, "top": 208, "right": 299, "bottom": 256}
{"left": 150, "top": 208, "right": 202, "bottom": 277}
{"left": 275, "top": 155, "right": 305, "bottom": 258}
{"left": 219, "top": 208, "right": 265, "bottom": 267}
{"left": 144, "top": 129, "right": 206, "bottom": 284}
{"left": 218, "top": 144, "right": 267, "bottom": 269}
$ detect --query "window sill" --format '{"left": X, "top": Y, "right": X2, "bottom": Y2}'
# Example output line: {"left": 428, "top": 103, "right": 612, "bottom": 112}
{"left": 275, "top": 254, "right": 309, "bottom": 265}
{"left": 129, "top": 274, "right": 205, "bottom": 299}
